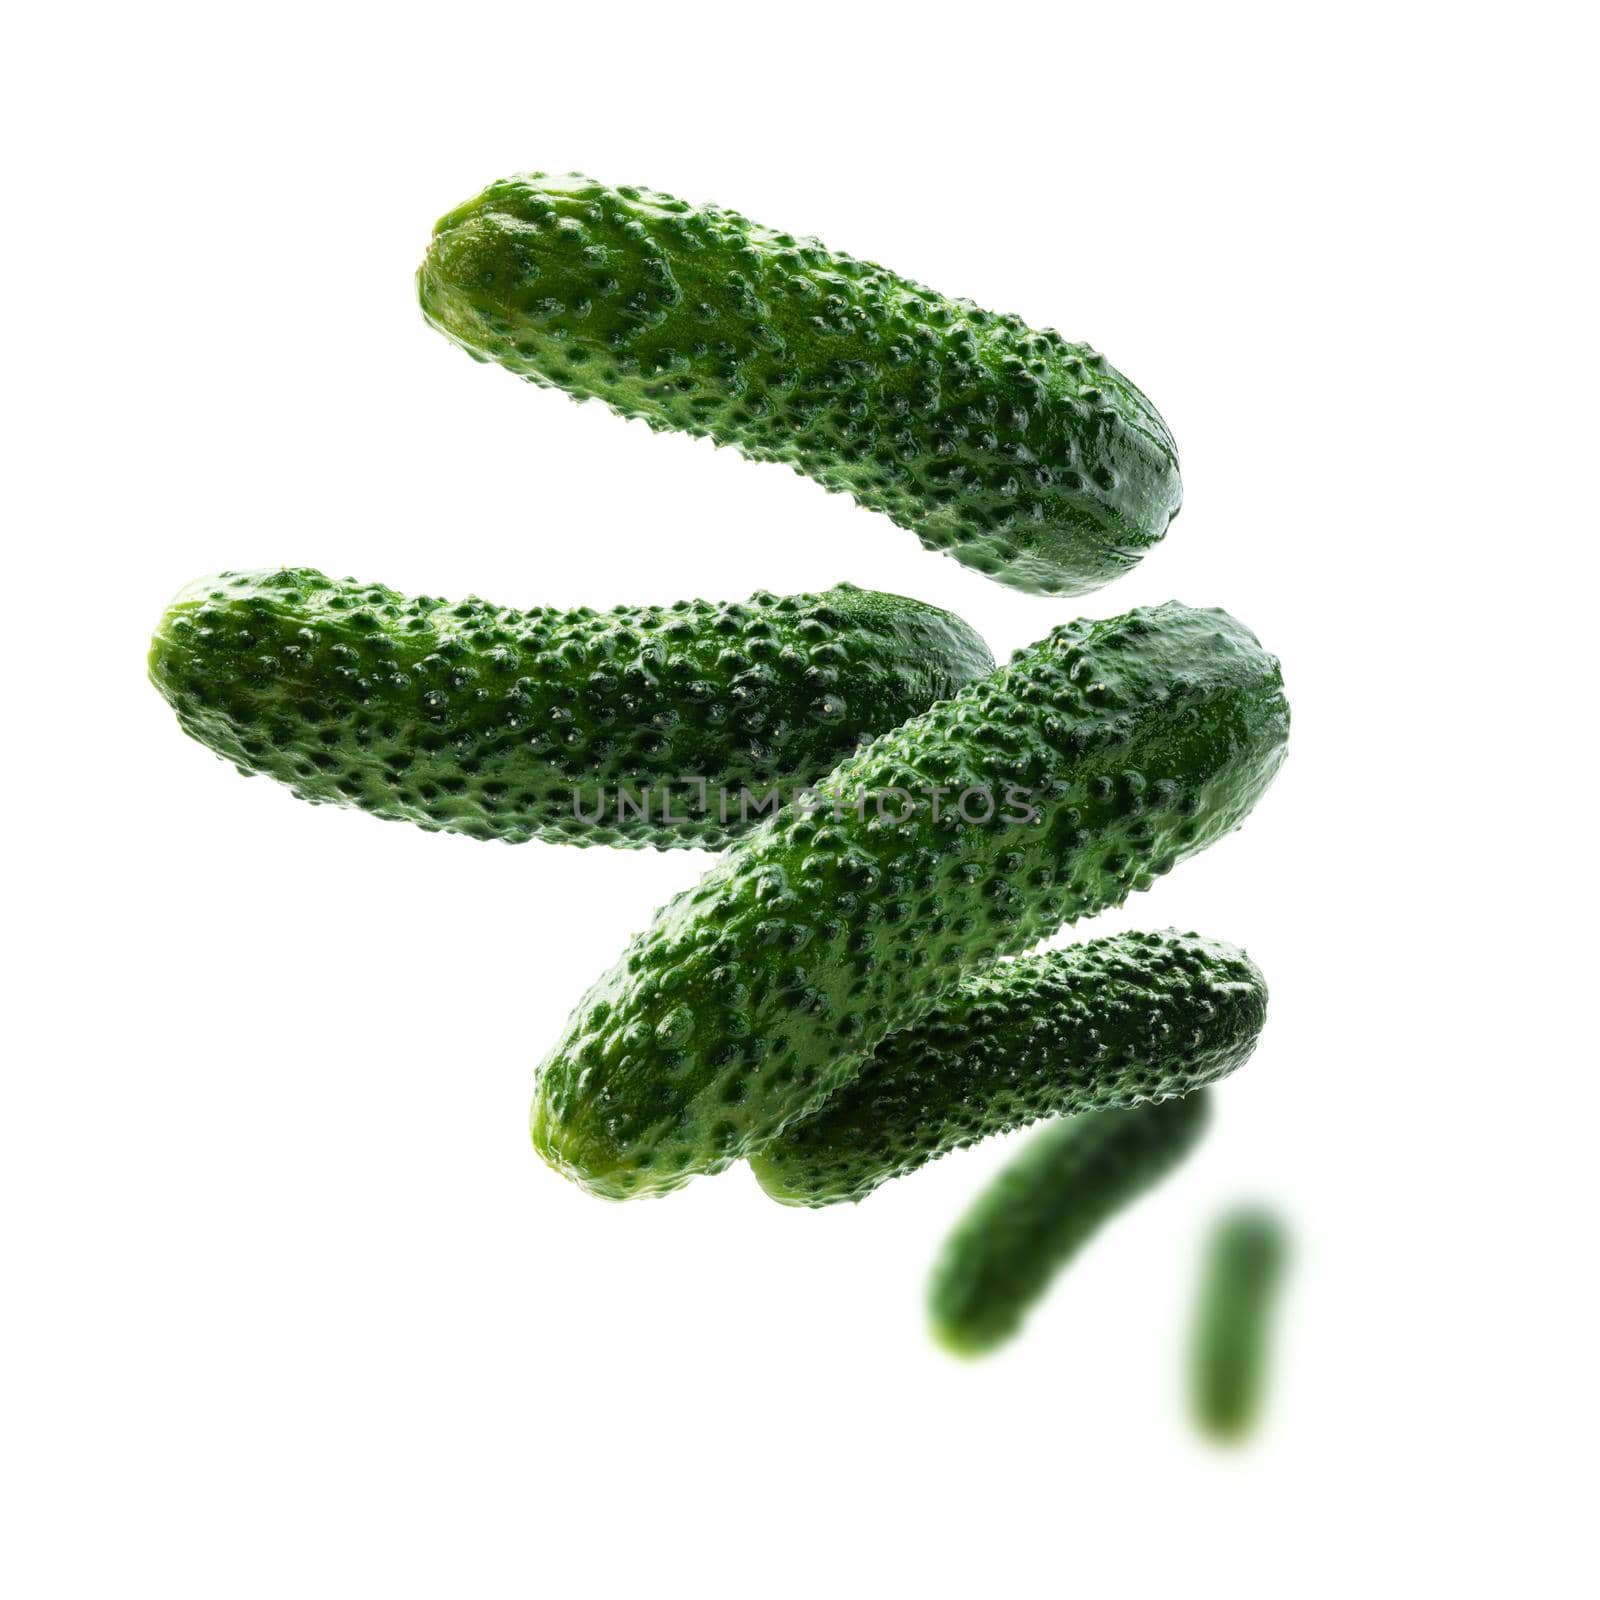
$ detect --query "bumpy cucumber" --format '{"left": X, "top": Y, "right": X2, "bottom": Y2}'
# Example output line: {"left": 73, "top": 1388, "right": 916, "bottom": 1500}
{"left": 148, "top": 568, "right": 993, "bottom": 850}
{"left": 419, "top": 173, "right": 1182, "bottom": 597}
{"left": 1190, "top": 1206, "right": 1289, "bottom": 1441}
{"left": 531, "top": 602, "right": 1288, "bottom": 1198}
{"left": 751, "top": 930, "right": 1265, "bottom": 1207}
{"left": 929, "top": 1094, "right": 1211, "bottom": 1357}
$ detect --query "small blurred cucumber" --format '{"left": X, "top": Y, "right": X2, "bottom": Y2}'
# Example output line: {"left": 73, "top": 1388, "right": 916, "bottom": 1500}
{"left": 929, "top": 1094, "right": 1211, "bottom": 1357}
{"left": 148, "top": 568, "right": 992, "bottom": 850}
{"left": 532, "top": 602, "right": 1288, "bottom": 1199}
{"left": 419, "top": 173, "right": 1182, "bottom": 596}
{"left": 751, "top": 930, "right": 1265, "bottom": 1207}
{"left": 1189, "top": 1206, "right": 1290, "bottom": 1442}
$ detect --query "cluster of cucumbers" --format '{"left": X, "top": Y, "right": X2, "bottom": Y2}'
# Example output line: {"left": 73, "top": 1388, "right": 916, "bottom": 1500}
{"left": 151, "top": 172, "right": 1290, "bottom": 1378}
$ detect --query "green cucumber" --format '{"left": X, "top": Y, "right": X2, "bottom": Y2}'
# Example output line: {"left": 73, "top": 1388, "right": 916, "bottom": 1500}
{"left": 929, "top": 1094, "right": 1211, "bottom": 1357}
{"left": 531, "top": 602, "right": 1288, "bottom": 1198}
{"left": 418, "top": 173, "right": 1181, "bottom": 597}
{"left": 751, "top": 930, "right": 1265, "bottom": 1207}
{"left": 1189, "top": 1206, "right": 1290, "bottom": 1441}
{"left": 148, "top": 568, "right": 993, "bottom": 850}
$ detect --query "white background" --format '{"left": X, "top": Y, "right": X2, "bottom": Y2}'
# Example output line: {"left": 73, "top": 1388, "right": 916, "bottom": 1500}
{"left": 5, "top": 4, "right": 1596, "bottom": 1594}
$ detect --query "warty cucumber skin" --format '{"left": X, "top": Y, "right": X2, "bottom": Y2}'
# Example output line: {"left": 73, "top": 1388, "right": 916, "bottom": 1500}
{"left": 531, "top": 602, "right": 1288, "bottom": 1199}
{"left": 929, "top": 1093, "right": 1211, "bottom": 1358}
{"left": 750, "top": 930, "right": 1265, "bottom": 1207}
{"left": 148, "top": 568, "right": 994, "bottom": 851}
{"left": 418, "top": 173, "right": 1182, "bottom": 597}
{"left": 1190, "top": 1207, "right": 1289, "bottom": 1442}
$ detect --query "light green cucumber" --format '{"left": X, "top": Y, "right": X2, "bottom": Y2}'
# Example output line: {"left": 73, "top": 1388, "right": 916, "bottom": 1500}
{"left": 1189, "top": 1206, "right": 1290, "bottom": 1442}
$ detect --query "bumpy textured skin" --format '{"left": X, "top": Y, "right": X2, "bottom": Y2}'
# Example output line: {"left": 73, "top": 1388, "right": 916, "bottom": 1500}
{"left": 750, "top": 930, "right": 1265, "bottom": 1207}
{"left": 531, "top": 603, "right": 1288, "bottom": 1198}
{"left": 148, "top": 568, "right": 993, "bottom": 850}
{"left": 418, "top": 173, "right": 1182, "bottom": 597}
{"left": 929, "top": 1093, "right": 1211, "bottom": 1357}
{"left": 1190, "top": 1207, "right": 1289, "bottom": 1441}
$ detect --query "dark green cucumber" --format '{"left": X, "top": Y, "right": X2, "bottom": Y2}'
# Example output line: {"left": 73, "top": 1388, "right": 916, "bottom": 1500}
{"left": 1190, "top": 1206, "right": 1290, "bottom": 1442}
{"left": 929, "top": 1094, "right": 1211, "bottom": 1357}
{"left": 751, "top": 930, "right": 1265, "bottom": 1207}
{"left": 419, "top": 173, "right": 1181, "bottom": 597}
{"left": 531, "top": 602, "right": 1288, "bottom": 1198}
{"left": 148, "top": 568, "right": 993, "bottom": 850}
